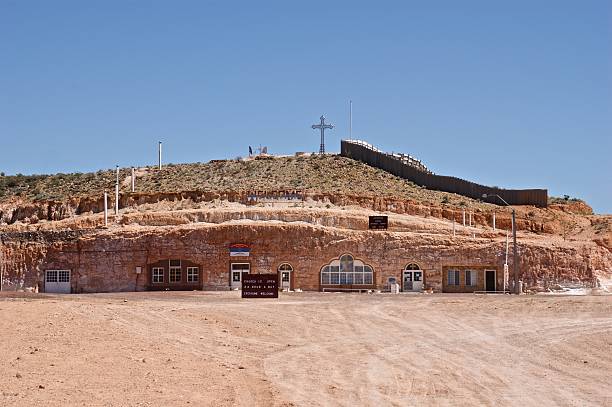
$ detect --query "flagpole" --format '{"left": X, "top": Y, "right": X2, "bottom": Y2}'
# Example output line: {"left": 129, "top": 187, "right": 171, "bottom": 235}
{"left": 349, "top": 100, "right": 352, "bottom": 139}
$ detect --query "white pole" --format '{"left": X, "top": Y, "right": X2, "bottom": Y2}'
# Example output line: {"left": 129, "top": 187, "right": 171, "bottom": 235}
{"left": 462, "top": 209, "right": 466, "bottom": 227}
{"left": 158, "top": 141, "right": 162, "bottom": 170}
{"left": 505, "top": 230, "right": 509, "bottom": 265}
{"left": 505, "top": 230, "right": 509, "bottom": 293}
{"left": 131, "top": 167, "right": 135, "bottom": 193}
{"left": 452, "top": 215, "right": 456, "bottom": 237}
{"left": 104, "top": 191, "right": 108, "bottom": 227}
{"left": 469, "top": 212, "right": 472, "bottom": 227}
{"left": 349, "top": 100, "right": 352, "bottom": 139}
{"left": 493, "top": 212, "right": 496, "bottom": 231}
{"left": 115, "top": 165, "right": 119, "bottom": 215}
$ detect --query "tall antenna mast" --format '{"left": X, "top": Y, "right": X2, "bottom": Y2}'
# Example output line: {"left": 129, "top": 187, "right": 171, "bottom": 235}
{"left": 349, "top": 100, "right": 352, "bottom": 139}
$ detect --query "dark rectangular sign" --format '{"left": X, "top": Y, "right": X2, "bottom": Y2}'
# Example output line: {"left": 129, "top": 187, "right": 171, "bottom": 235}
{"left": 369, "top": 215, "right": 388, "bottom": 230}
{"left": 241, "top": 274, "right": 278, "bottom": 298}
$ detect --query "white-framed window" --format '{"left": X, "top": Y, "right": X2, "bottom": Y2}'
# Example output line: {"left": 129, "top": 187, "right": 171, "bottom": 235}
{"left": 320, "top": 254, "right": 374, "bottom": 285}
{"left": 46, "top": 270, "right": 58, "bottom": 283}
{"left": 58, "top": 270, "right": 70, "bottom": 282}
{"left": 447, "top": 270, "right": 460, "bottom": 286}
{"left": 465, "top": 270, "right": 478, "bottom": 286}
{"left": 169, "top": 266, "right": 181, "bottom": 283}
{"left": 187, "top": 267, "right": 199, "bottom": 283}
{"left": 278, "top": 263, "right": 293, "bottom": 272}
{"left": 152, "top": 267, "right": 164, "bottom": 283}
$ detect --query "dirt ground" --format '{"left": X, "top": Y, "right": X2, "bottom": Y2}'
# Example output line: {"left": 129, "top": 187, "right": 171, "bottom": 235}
{"left": 0, "top": 292, "right": 610, "bottom": 407}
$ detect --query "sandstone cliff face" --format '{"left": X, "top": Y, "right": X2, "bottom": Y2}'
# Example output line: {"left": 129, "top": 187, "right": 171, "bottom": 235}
{"left": 0, "top": 190, "right": 596, "bottom": 238}
{"left": 1, "top": 209, "right": 610, "bottom": 293}
{"left": 2, "top": 155, "right": 609, "bottom": 293}
{"left": 1, "top": 185, "right": 610, "bottom": 293}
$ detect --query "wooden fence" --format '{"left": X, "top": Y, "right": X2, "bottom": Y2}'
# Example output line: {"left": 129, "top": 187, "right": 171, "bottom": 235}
{"left": 341, "top": 140, "right": 548, "bottom": 207}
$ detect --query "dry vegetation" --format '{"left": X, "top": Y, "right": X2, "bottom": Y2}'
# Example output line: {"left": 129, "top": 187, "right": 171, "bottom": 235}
{"left": 0, "top": 155, "right": 491, "bottom": 208}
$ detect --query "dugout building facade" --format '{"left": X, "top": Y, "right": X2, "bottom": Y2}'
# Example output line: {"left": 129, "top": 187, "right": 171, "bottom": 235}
{"left": 28, "top": 222, "right": 506, "bottom": 295}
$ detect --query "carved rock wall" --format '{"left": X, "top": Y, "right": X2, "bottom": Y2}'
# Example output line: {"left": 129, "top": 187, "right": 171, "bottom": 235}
{"left": 2, "top": 223, "right": 610, "bottom": 293}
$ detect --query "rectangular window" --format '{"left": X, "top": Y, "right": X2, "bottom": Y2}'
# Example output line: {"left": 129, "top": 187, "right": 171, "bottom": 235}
{"left": 340, "top": 273, "right": 348, "bottom": 285}
{"left": 152, "top": 267, "right": 164, "bottom": 283}
{"left": 465, "top": 270, "right": 477, "bottom": 286}
{"left": 447, "top": 270, "right": 460, "bottom": 286}
{"left": 321, "top": 272, "right": 330, "bottom": 285}
{"left": 169, "top": 266, "right": 181, "bottom": 283}
{"left": 46, "top": 270, "right": 58, "bottom": 283}
{"left": 363, "top": 273, "right": 373, "bottom": 285}
{"left": 169, "top": 259, "right": 181, "bottom": 267}
{"left": 354, "top": 273, "right": 363, "bottom": 285}
{"left": 187, "top": 267, "right": 199, "bottom": 283}
{"left": 330, "top": 272, "right": 339, "bottom": 284}
{"left": 58, "top": 270, "right": 70, "bottom": 283}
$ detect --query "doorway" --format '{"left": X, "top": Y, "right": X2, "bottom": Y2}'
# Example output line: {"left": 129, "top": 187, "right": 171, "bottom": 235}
{"left": 230, "top": 263, "right": 250, "bottom": 289}
{"left": 278, "top": 263, "right": 293, "bottom": 291}
{"left": 402, "top": 263, "right": 423, "bottom": 292}
{"left": 485, "top": 269, "right": 496, "bottom": 292}
{"left": 45, "top": 270, "right": 71, "bottom": 293}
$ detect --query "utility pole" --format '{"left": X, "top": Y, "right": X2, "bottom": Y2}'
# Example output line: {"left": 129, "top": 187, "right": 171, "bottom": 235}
{"left": 0, "top": 249, "right": 3, "bottom": 292}
{"left": 115, "top": 165, "right": 119, "bottom": 216}
{"left": 512, "top": 208, "right": 518, "bottom": 293}
{"left": 131, "top": 167, "right": 135, "bottom": 193}
{"left": 483, "top": 193, "right": 519, "bottom": 294}
{"left": 104, "top": 191, "right": 108, "bottom": 227}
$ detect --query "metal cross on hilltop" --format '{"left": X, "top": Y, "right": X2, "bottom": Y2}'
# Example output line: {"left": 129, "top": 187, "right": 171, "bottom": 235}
{"left": 311, "top": 115, "right": 334, "bottom": 154}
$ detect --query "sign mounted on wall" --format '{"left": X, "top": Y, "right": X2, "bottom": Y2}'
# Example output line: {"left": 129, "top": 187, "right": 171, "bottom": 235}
{"left": 246, "top": 191, "right": 304, "bottom": 205}
{"left": 369, "top": 216, "right": 388, "bottom": 230}
{"left": 230, "top": 244, "right": 251, "bottom": 257}
{"left": 241, "top": 274, "right": 278, "bottom": 298}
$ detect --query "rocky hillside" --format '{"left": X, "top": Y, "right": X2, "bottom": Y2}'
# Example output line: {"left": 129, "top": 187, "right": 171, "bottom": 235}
{"left": 0, "top": 154, "right": 610, "bottom": 291}
{"left": 0, "top": 155, "right": 508, "bottom": 208}
{"left": 0, "top": 154, "right": 609, "bottom": 243}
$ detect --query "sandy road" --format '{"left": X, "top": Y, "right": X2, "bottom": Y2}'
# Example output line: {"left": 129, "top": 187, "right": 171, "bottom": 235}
{"left": 0, "top": 292, "right": 610, "bottom": 407}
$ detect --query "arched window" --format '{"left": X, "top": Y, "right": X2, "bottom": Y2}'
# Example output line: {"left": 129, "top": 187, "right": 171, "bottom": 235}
{"left": 278, "top": 263, "right": 293, "bottom": 271}
{"left": 405, "top": 263, "right": 421, "bottom": 270}
{"left": 321, "top": 254, "right": 374, "bottom": 286}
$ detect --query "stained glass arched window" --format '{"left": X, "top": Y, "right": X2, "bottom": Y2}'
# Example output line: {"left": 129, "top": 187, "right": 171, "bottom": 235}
{"left": 320, "top": 254, "right": 374, "bottom": 286}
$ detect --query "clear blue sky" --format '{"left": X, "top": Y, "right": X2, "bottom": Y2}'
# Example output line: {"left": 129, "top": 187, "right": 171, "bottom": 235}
{"left": 1, "top": 1, "right": 611, "bottom": 213}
